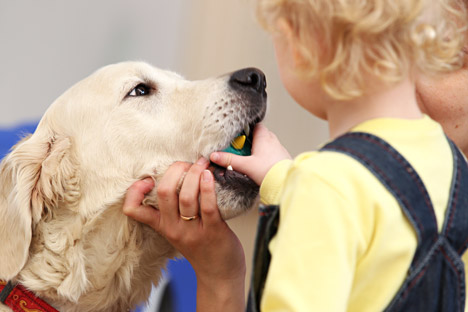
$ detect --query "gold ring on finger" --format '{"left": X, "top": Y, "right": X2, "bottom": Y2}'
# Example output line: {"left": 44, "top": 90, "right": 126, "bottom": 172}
{"left": 180, "top": 215, "right": 199, "bottom": 221}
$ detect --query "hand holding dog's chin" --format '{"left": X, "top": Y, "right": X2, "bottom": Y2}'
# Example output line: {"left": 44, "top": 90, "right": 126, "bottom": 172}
{"left": 174, "top": 165, "right": 246, "bottom": 312}
{"left": 123, "top": 164, "right": 246, "bottom": 312}
{"left": 211, "top": 123, "right": 292, "bottom": 186}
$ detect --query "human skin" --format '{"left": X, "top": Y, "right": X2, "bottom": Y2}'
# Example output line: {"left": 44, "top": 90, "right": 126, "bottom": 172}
{"left": 123, "top": 7, "right": 468, "bottom": 312}
{"left": 123, "top": 15, "right": 430, "bottom": 310}
{"left": 416, "top": 47, "right": 468, "bottom": 156}
{"left": 122, "top": 158, "right": 247, "bottom": 312}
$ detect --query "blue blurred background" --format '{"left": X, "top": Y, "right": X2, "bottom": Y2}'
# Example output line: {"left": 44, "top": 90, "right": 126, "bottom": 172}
{"left": 0, "top": 1, "right": 326, "bottom": 311}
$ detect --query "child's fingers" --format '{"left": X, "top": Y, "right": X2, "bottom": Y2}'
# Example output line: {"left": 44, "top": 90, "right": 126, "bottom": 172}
{"left": 210, "top": 151, "right": 245, "bottom": 171}
{"left": 209, "top": 123, "right": 273, "bottom": 173}
{"left": 252, "top": 122, "right": 268, "bottom": 137}
{"left": 251, "top": 123, "right": 285, "bottom": 153}
{"left": 199, "top": 169, "right": 222, "bottom": 227}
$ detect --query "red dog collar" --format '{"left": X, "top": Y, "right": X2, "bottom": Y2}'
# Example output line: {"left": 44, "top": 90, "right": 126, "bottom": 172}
{"left": 0, "top": 280, "right": 58, "bottom": 312}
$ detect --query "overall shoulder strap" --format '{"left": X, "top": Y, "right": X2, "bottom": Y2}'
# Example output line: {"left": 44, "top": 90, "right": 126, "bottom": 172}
{"left": 443, "top": 140, "right": 468, "bottom": 255}
{"left": 321, "top": 132, "right": 439, "bottom": 266}
{"left": 247, "top": 204, "right": 280, "bottom": 312}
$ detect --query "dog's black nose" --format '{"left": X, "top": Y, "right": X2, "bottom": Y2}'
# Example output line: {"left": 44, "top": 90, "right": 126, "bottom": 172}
{"left": 229, "top": 68, "right": 266, "bottom": 95}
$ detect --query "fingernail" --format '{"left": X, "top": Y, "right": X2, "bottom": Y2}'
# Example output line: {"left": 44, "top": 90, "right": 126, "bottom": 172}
{"left": 210, "top": 153, "right": 220, "bottom": 162}
{"left": 202, "top": 170, "right": 212, "bottom": 182}
{"left": 143, "top": 177, "right": 153, "bottom": 184}
{"left": 197, "top": 157, "right": 209, "bottom": 165}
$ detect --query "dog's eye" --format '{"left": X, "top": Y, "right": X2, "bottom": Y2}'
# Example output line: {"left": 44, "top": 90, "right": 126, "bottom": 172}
{"left": 128, "top": 83, "right": 151, "bottom": 97}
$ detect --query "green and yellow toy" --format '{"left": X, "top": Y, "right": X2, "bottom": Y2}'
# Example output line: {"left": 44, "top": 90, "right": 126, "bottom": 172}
{"left": 223, "top": 134, "right": 252, "bottom": 156}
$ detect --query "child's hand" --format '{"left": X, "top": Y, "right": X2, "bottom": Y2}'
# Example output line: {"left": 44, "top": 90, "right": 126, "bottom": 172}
{"left": 122, "top": 159, "right": 246, "bottom": 311}
{"left": 210, "top": 123, "right": 291, "bottom": 186}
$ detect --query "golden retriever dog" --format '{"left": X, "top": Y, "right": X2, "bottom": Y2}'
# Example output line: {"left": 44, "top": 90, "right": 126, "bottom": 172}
{"left": 0, "top": 62, "right": 266, "bottom": 312}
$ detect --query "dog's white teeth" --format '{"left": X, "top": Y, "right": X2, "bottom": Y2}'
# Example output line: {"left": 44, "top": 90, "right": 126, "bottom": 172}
{"left": 244, "top": 124, "right": 250, "bottom": 137}
{"left": 227, "top": 165, "right": 233, "bottom": 171}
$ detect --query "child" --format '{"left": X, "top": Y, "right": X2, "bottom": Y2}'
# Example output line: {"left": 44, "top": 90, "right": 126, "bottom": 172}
{"left": 123, "top": 0, "right": 468, "bottom": 311}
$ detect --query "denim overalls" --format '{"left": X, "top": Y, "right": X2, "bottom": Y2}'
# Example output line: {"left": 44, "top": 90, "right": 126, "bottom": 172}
{"left": 247, "top": 132, "right": 468, "bottom": 312}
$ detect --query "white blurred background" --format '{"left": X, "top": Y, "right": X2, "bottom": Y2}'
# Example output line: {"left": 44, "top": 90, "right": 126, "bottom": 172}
{"left": 0, "top": 0, "right": 327, "bottom": 310}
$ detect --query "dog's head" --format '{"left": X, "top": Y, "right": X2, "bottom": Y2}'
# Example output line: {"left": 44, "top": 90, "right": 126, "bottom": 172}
{"left": 0, "top": 61, "right": 266, "bottom": 280}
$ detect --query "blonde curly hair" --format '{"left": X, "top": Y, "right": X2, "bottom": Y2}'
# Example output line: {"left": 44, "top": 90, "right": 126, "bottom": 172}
{"left": 257, "top": 0, "right": 467, "bottom": 100}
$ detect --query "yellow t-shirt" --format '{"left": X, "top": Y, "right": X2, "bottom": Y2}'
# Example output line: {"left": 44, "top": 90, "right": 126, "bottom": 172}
{"left": 259, "top": 116, "right": 467, "bottom": 311}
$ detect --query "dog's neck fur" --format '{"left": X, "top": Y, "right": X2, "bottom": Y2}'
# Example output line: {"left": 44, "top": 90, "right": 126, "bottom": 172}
{"left": 15, "top": 199, "right": 176, "bottom": 312}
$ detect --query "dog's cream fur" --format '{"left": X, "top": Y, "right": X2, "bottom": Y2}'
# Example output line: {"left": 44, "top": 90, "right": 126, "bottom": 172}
{"left": 0, "top": 62, "right": 266, "bottom": 312}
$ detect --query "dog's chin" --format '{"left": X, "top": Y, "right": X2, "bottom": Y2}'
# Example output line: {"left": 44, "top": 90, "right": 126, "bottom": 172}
{"left": 208, "top": 162, "right": 259, "bottom": 220}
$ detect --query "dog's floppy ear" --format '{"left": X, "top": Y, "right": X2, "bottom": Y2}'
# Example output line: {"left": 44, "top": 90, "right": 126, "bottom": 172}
{"left": 0, "top": 133, "right": 79, "bottom": 280}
